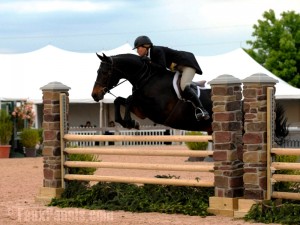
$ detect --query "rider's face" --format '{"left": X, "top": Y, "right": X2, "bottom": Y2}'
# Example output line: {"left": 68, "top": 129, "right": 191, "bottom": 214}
{"left": 137, "top": 46, "right": 148, "bottom": 57}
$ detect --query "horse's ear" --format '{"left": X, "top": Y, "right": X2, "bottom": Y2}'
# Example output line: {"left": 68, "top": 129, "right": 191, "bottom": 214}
{"left": 96, "top": 53, "right": 103, "bottom": 61}
{"left": 96, "top": 53, "right": 110, "bottom": 62}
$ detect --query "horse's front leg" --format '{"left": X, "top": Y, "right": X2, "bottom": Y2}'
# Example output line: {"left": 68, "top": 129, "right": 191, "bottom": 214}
{"left": 114, "top": 96, "right": 139, "bottom": 129}
{"left": 114, "top": 97, "right": 125, "bottom": 126}
{"left": 124, "top": 96, "right": 140, "bottom": 129}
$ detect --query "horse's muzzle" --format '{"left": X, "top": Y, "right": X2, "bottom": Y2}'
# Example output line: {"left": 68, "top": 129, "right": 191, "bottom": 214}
{"left": 92, "top": 84, "right": 106, "bottom": 102}
{"left": 91, "top": 92, "right": 104, "bottom": 102}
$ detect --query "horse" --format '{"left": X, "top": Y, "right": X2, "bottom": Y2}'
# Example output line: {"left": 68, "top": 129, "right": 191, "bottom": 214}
{"left": 91, "top": 53, "right": 213, "bottom": 133}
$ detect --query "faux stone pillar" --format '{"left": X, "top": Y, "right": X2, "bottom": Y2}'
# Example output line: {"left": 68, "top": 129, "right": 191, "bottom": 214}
{"left": 208, "top": 75, "right": 244, "bottom": 216}
{"left": 242, "top": 73, "right": 278, "bottom": 200}
{"left": 36, "top": 81, "right": 70, "bottom": 203}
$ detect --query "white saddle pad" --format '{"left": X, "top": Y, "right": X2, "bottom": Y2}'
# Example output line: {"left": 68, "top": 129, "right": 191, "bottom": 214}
{"left": 173, "top": 71, "right": 202, "bottom": 100}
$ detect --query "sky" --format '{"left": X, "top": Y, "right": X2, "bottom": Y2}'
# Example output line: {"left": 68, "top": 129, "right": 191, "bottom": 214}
{"left": 1, "top": 0, "right": 300, "bottom": 56}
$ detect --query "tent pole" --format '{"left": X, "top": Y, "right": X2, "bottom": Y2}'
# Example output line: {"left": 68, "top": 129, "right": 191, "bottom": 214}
{"left": 99, "top": 101, "right": 103, "bottom": 132}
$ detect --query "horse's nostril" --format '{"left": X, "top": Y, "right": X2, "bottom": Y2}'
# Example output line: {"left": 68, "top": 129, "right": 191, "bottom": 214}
{"left": 92, "top": 93, "right": 98, "bottom": 100}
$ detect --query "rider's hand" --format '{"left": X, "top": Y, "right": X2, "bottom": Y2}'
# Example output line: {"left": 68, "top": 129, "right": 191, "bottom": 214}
{"left": 170, "top": 62, "right": 177, "bottom": 72}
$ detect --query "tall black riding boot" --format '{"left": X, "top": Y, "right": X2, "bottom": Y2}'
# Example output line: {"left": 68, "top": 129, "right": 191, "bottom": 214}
{"left": 183, "top": 85, "right": 210, "bottom": 121}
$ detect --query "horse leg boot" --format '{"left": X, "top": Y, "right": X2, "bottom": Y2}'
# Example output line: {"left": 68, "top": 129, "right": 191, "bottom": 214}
{"left": 182, "top": 85, "right": 210, "bottom": 120}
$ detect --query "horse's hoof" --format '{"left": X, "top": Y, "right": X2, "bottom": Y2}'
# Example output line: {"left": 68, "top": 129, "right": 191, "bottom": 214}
{"left": 195, "top": 108, "right": 210, "bottom": 121}
{"left": 134, "top": 121, "right": 140, "bottom": 130}
{"left": 196, "top": 113, "right": 210, "bottom": 121}
{"left": 203, "top": 114, "right": 210, "bottom": 120}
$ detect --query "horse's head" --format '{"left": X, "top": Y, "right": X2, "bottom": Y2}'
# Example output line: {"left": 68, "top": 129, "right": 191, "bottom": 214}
{"left": 92, "top": 53, "right": 121, "bottom": 102}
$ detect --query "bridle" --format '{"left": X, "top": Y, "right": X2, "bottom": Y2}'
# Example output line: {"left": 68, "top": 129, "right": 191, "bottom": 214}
{"left": 94, "top": 56, "right": 127, "bottom": 97}
{"left": 94, "top": 55, "right": 151, "bottom": 97}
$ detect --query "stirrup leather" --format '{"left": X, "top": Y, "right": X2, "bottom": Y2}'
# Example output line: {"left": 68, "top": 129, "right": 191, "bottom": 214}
{"left": 195, "top": 107, "right": 205, "bottom": 117}
{"left": 195, "top": 107, "right": 210, "bottom": 120}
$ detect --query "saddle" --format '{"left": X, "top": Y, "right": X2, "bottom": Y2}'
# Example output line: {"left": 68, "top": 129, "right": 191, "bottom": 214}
{"left": 173, "top": 71, "right": 206, "bottom": 100}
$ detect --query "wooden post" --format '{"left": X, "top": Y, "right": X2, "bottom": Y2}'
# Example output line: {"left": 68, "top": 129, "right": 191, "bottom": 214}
{"left": 35, "top": 82, "right": 70, "bottom": 203}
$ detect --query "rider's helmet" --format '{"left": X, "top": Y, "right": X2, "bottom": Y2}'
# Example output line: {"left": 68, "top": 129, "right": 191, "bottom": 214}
{"left": 133, "top": 36, "right": 153, "bottom": 49}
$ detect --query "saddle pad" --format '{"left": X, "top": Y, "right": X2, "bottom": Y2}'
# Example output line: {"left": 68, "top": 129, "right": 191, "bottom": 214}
{"left": 173, "top": 71, "right": 202, "bottom": 100}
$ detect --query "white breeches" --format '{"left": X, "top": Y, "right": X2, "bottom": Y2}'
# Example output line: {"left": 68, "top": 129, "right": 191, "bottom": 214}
{"left": 177, "top": 66, "right": 196, "bottom": 91}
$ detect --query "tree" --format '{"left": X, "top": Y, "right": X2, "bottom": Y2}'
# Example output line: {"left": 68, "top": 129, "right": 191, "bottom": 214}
{"left": 245, "top": 10, "right": 300, "bottom": 88}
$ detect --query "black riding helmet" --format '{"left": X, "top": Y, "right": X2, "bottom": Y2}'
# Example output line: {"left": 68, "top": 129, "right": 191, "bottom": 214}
{"left": 133, "top": 36, "right": 153, "bottom": 49}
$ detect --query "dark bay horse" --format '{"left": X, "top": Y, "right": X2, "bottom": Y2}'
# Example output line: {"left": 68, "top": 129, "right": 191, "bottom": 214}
{"left": 92, "top": 53, "right": 213, "bottom": 133}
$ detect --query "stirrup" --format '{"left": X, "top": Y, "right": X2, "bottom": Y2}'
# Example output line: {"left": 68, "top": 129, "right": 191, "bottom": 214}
{"left": 195, "top": 108, "right": 210, "bottom": 121}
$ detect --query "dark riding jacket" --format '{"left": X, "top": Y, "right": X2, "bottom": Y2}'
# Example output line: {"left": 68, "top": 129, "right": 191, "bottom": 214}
{"left": 147, "top": 46, "right": 202, "bottom": 75}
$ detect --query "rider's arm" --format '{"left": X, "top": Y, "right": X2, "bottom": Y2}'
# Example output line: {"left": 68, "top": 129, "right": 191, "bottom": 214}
{"left": 150, "top": 46, "right": 167, "bottom": 70}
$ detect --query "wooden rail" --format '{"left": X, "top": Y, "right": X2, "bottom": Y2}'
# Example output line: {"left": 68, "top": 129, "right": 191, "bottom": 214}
{"left": 271, "top": 162, "right": 300, "bottom": 170}
{"left": 64, "top": 174, "right": 214, "bottom": 187}
{"left": 272, "top": 192, "right": 300, "bottom": 200}
{"left": 62, "top": 134, "right": 214, "bottom": 187}
{"left": 271, "top": 148, "right": 300, "bottom": 156}
{"left": 64, "top": 147, "right": 213, "bottom": 157}
{"left": 64, "top": 161, "right": 214, "bottom": 172}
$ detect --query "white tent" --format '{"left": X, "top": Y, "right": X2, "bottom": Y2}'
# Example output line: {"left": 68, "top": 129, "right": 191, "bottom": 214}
{"left": 196, "top": 49, "right": 300, "bottom": 99}
{"left": 0, "top": 44, "right": 135, "bottom": 103}
{"left": 1, "top": 44, "right": 299, "bottom": 103}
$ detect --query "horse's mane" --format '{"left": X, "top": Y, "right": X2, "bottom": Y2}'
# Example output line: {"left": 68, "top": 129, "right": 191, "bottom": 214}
{"left": 109, "top": 54, "right": 146, "bottom": 73}
{"left": 112, "top": 53, "right": 141, "bottom": 62}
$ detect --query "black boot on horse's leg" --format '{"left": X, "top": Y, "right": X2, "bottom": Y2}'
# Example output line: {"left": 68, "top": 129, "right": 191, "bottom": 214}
{"left": 182, "top": 85, "right": 210, "bottom": 120}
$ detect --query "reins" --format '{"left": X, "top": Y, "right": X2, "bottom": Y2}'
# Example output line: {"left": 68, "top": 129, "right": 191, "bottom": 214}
{"left": 109, "top": 55, "right": 151, "bottom": 90}
{"left": 102, "top": 79, "right": 128, "bottom": 98}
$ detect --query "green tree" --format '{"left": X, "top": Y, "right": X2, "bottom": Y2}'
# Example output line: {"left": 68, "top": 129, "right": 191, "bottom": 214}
{"left": 245, "top": 9, "right": 300, "bottom": 88}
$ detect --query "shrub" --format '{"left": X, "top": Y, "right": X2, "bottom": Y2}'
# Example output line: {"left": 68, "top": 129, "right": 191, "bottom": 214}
{"left": 50, "top": 175, "right": 214, "bottom": 216}
{"left": 0, "top": 110, "right": 13, "bottom": 145}
{"left": 245, "top": 200, "right": 300, "bottom": 224}
{"left": 20, "top": 128, "right": 39, "bottom": 148}
{"left": 68, "top": 153, "right": 99, "bottom": 175}
{"left": 185, "top": 131, "right": 208, "bottom": 150}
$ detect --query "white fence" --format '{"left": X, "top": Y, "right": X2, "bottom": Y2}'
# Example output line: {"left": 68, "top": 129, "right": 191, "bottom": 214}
{"left": 280, "top": 139, "right": 300, "bottom": 148}
{"left": 68, "top": 129, "right": 98, "bottom": 147}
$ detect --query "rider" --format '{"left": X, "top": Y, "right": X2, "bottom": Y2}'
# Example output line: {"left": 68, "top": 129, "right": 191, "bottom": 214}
{"left": 133, "top": 35, "right": 209, "bottom": 120}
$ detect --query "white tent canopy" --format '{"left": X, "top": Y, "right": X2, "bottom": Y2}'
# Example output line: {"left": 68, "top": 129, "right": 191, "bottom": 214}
{"left": 196, "top": 48, "right": 300, "bottom": 99}
{"left": 0, "top": 44, "right": 135, "bottom": 103}
{"left": 1, "top": 44, "right": 299, "bottom": 103}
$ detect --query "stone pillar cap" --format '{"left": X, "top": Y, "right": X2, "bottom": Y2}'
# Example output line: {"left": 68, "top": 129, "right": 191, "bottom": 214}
{"left": 208, "top": 74, "right": 241, "bottom": 85}
{"left": 40, "top": 81, "right": 71, "bottom": 91}
{"left": 242, "top": 73, "right": 278, "bottom": 84}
